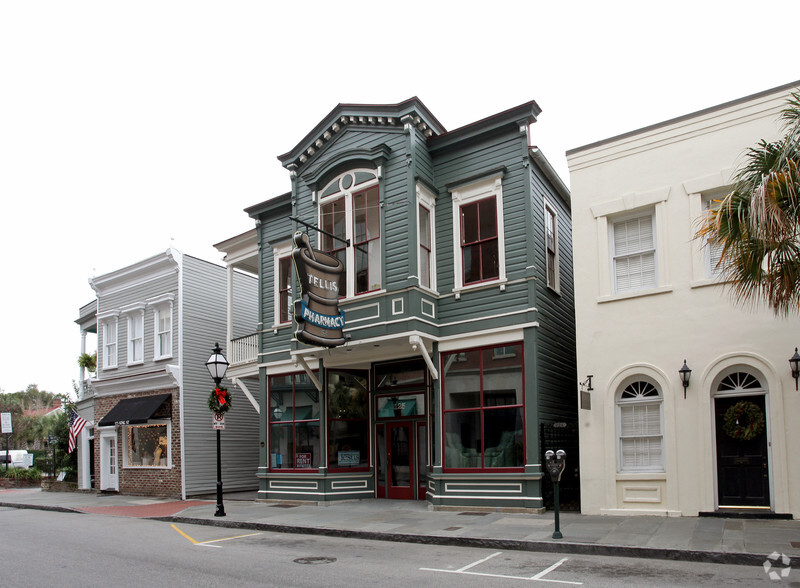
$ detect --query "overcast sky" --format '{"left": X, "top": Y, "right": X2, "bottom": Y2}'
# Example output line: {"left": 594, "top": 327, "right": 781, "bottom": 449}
{"left": 1, "top": 1, "right": 797, "bottom": 397}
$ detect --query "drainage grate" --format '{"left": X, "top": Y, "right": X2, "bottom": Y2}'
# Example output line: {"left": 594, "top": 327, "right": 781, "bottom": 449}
{"left": 444, "top": 526, "right": 463, "bottom": 531}
{"left": 271, "top": 504, "right": 299, "bottom": 508}
{"left": 294, "top": 557, "right": 337, "bottom": 565}
{"left": 458, "top": 511, "right": 489, "bottom": 516}
{"left": 791, "top": 542, "right": 800, "bottom": 548}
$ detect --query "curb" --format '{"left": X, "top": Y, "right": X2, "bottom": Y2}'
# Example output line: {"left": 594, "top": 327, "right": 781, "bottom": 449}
{"left": 0, "top": 501, "right": 83, "bottom": 515}
{"left": 158, "top": 514, "right": 769, "bottom": 567}
{"left": 0, "top": 501, "right": 778, "bottom": 567}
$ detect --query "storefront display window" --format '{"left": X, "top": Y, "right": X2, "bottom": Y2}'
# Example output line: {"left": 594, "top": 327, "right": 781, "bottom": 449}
{"left": 269, "top": 372, "right": 320, "bottom": 470}
{"left": 124, "top": 422, "right": 169, "bottom": 467}
{"left": 327, "top": 370, "right": 369, "bottom": 469}
{"left": 442, "top": 343, "right": 524, "bottom": 470}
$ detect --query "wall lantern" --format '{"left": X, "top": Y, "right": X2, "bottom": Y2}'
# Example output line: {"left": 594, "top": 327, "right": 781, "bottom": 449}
{"left": 790, "top": 348, "right": 800, "bottom": 391}
{"left": 272, "top": 406, "right": 283, "bottom": 421}
{"left": 679, "top": 360, "right": 692, "bottom": 399}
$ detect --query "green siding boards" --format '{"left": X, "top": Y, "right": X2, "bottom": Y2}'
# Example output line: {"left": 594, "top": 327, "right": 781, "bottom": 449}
{"left": 249, "top": 99, "right": 576, "bottom": 510}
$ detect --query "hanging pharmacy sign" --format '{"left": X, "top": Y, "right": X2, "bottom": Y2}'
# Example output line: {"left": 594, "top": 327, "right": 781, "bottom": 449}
{"left": 292, "top": 231, "right": 346, "bottom": 347}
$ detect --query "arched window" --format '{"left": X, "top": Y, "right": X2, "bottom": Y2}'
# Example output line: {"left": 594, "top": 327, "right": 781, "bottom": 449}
{"left": 716, "top": 371, "right": 764, "bottom": 394}
{"left": 617, "top": 380, "right": 663, "bottom": 472}
{"left": 318, "top": 169, "right": 381, "bottom": 298}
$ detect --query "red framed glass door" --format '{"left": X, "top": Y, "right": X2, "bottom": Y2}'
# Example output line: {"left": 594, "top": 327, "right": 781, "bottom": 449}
{"left": 387, "top": 421, "right": 414, "bottom": 500}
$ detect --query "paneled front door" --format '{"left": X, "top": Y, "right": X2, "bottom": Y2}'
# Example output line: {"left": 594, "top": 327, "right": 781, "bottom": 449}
{"left": 715, "top": 394, "right": 769, "bottom": 508}
{"left": 99, "top": 431, "right": 119, "bottom": 492}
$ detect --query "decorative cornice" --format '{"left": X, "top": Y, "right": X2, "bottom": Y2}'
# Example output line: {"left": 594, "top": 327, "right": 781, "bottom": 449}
{"left": 278, "top": 98, "right": 444, "bottom": 173}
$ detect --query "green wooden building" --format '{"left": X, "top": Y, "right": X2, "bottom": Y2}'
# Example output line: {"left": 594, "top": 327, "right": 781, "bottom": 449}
{"left": 243, "top": 98, "right": 576, "bottom": 511}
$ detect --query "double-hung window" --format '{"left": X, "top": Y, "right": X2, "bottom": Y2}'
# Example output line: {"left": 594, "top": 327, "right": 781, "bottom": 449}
{"left": 617, "top": 380, "right": 663, "bottom": 472}
{"left": 319, "top": 169, "right": 381, "bottom": 298}
{"left": 611, "top": 211, "right": 656, "bottom": 292}
{"left": 148, "top": 294, "right": 174, "bottom": 360}
{"left": 102, "top": 317, "right": 118, "bottom": 370}
{"left": 417, "top": 183, "right": 436, "bottom": 290}
{"left": 545, "top": 201, "right": 559, "bottom": 291}
{"left": 125, "top": 306, "right": 144, "bottom": 365}
{"left": 272, "top": 241, "right": 293, "bottom": 326}
{"left": 451, "top": 173, "right": 506, "bottom": 291}
{"left": 703, "top": 194, "right": 724, "bottom": 279}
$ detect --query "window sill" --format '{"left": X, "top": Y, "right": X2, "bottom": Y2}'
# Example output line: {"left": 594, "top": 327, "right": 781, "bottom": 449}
{"left": 616, "top": 472, "right": 666, "bottom": 480}
{"left": 127, "top": 360, "right": 144, "bottom": 367}
{"left": 340, "top": 288, "right": 387, "bottom": 304}
{"left": 153, "top": 355, "right": 173, "bottom": 362}
{"left": 597, "top": 285, "right": 673, "bottom": 304}
{"left": 452, "top": 278, "right": 508, "bottom": 299}
{"left": 689, "top": 277, "right": 725, "bottom": 289}
{"left": 103, "top": 365, "right": 118, "bottom": 371}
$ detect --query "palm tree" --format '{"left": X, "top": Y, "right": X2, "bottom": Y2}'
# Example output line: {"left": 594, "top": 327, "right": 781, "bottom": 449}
{"left": 697, "top": 91, "right": 800, "bottom": 316}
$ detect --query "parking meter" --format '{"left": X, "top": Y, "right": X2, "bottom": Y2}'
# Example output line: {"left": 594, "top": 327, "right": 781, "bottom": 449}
{"left": 545, "top": 449, "right": 566, "bottom": 483}
{"left": 544, "top": 449, "right": 566, "bottom": 538}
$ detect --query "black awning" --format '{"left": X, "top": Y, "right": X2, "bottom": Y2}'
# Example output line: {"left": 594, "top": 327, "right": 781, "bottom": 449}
{"left": 97, "top": 393, "right": 172, "bottom": 427}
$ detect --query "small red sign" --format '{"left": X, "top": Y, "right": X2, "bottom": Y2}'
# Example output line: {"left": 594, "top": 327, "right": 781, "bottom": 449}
{"left": 296, "top": 452, "right": 312, "bottom": 468}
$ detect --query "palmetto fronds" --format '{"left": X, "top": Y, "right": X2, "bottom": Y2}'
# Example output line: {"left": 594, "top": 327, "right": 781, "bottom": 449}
{"left": 697, "top": 91, "right": 800, "bottom": 316}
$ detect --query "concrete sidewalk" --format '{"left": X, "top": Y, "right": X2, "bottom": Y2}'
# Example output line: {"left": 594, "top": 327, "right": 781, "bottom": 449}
{"left": 2, "top": 487, "right": 798, "bottom": 567}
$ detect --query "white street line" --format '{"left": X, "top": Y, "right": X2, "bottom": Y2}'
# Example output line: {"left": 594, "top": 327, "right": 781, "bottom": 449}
{"left": 199, "top": 532, "right": 263, "bottom": 545}
{"left": 532, "top": 557, "right": 569, "bottom": 580}
{"left": 457, "top": 551, "right": 502, "bottom": 572}
{"left": 420, "top": 568, "right": 583, "bottom": 584}
{"left": 420, "top": 553, "right": 582, "bottom": 585}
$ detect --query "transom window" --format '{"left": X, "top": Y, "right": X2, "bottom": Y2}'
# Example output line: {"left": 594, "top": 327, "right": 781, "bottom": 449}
{"left": 717, "top": 371, "right": 764, "bottom": 393}
{"left": 612, "top": 211, "right": 657, "bottom": 292}
{"left": 319, "top": 169, "right": 381, "bottom": 298}
{"left": 617, "top": 380, "right": 663, "bottom": 472}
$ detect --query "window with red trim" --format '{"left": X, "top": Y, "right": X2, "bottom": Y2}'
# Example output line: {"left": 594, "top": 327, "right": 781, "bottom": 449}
{"left": 461, "top": 196, "right": 499, "bottom": 285}
{"left": 442, "top": 343, "right": 524, "bottom": 470}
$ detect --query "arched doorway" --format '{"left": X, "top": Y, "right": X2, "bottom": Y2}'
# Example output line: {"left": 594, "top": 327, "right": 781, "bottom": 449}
{"left": 713, "top": 371, "right": 770, "bottom": 509}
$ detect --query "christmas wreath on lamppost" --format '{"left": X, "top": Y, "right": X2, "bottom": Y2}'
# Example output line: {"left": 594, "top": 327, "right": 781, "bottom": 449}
{"left": 722, "top": 400, "right": 765, "bottom": 442}
{"left": 208, "top": 386, "right": 232, "bottom": 414}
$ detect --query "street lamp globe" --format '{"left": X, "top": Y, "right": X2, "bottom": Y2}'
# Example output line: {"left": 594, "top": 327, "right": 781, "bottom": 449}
{"left": 205, "top": 343, "right": 229, "bottom": 385}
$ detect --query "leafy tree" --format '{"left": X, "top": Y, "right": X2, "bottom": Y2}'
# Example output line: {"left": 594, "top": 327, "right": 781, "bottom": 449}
{"left": 697, "top": 91, "right": 800, "bottom": 315}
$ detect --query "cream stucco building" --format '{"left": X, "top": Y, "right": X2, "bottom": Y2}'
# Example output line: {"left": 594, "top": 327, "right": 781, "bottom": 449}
{"left": 567, "top": 81, "right": 800, "bottom": 518}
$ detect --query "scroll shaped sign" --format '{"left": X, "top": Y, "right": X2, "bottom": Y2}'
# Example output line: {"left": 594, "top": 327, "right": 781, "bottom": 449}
{"left": 292, "top": 231, "right": 346, "bottom": 347}
{"left": 544, "top": 449, "right": 566, "bottom": 483}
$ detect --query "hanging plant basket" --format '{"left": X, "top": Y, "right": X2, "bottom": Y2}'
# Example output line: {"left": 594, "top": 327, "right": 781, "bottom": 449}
{"left": 722, "top": 400, "right": 765, "bottom": 441}
{"left": 208, "top": 387, "right": 232, "bottom": 414}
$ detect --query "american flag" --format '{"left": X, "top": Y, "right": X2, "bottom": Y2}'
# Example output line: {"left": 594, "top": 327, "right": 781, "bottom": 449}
{"left": 68, "top": 409, "right": 87, "bottom": 453}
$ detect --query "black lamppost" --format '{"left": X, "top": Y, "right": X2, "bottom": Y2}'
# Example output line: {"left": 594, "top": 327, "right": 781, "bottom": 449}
{"left": 789, "top": 348, "right": 800, "bottom": 391}
{"left": 205, "top": 343, "right": 229, "bottom": 517}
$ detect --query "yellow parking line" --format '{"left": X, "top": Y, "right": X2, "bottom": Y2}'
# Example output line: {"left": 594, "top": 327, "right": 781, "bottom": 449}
{"left": 171, "top": 524, "right": 199, "bottom": 544}
{"left": 171, "top": 524, "right": 262, "bottom": 547}
{"left": 201, "top": 532, "right": 263, "bottom": 544}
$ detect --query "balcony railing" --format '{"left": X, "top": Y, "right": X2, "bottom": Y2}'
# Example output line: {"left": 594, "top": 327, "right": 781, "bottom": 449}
{"left": 229, "top": 333, "right": 258, "bottom": 366}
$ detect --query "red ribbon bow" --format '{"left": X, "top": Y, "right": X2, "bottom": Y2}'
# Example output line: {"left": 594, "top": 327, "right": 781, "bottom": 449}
{"left": 215, "top": 388, "right": 227, "bottom": 406}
